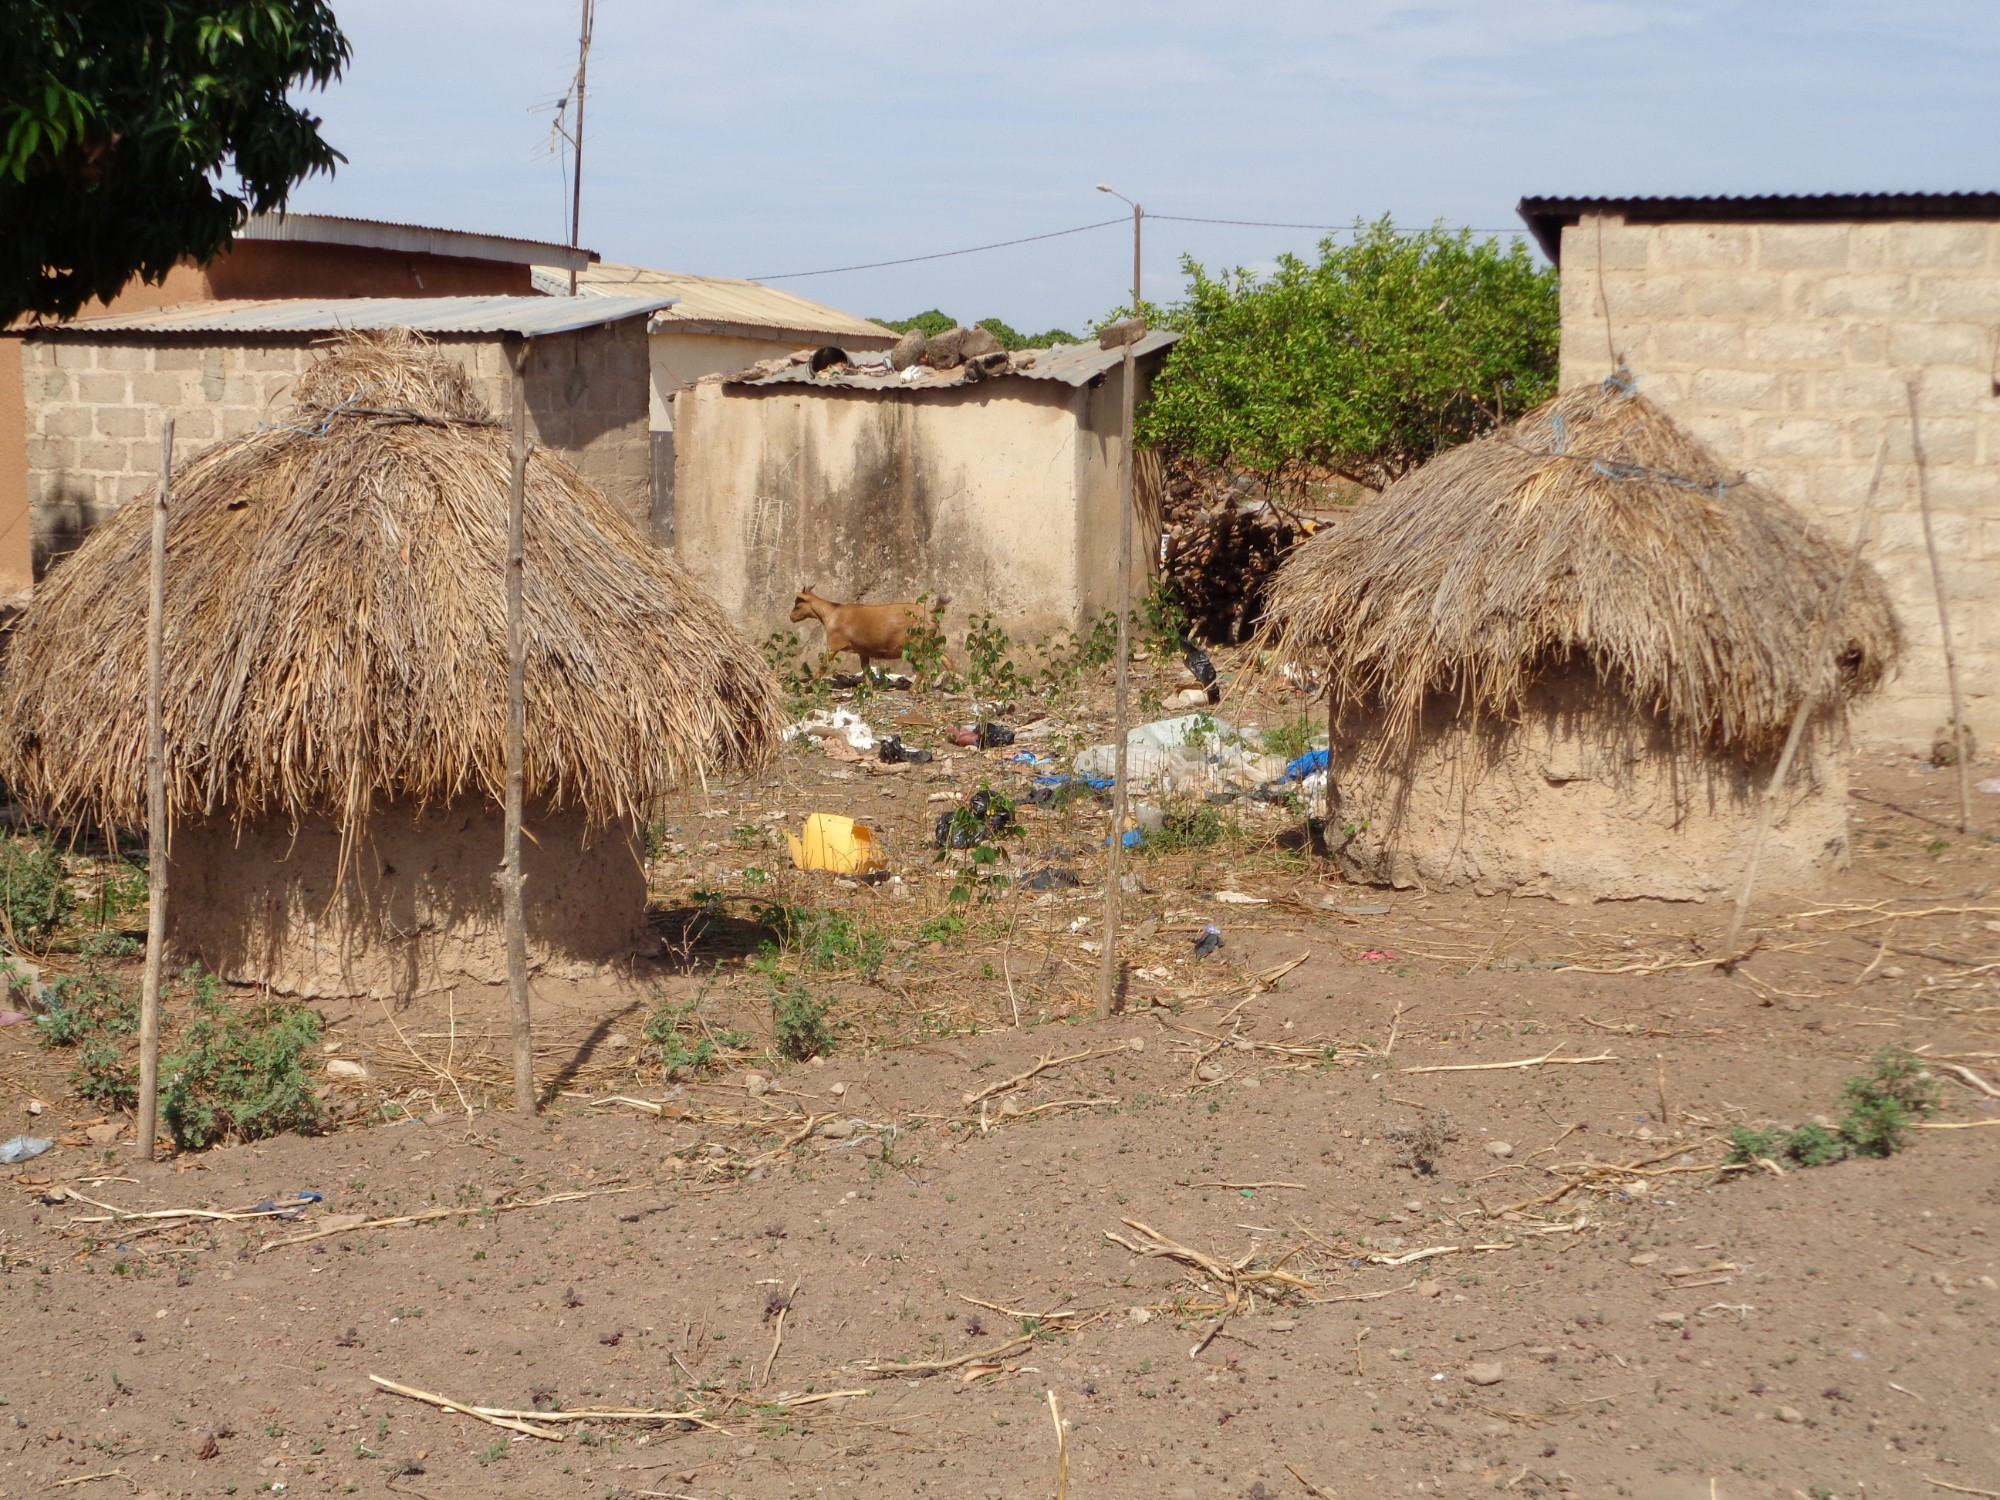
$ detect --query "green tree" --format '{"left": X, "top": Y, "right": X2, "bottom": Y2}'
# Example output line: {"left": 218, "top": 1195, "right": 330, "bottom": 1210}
{"left": 873, "top": 310, "right": 1079, "bottom": 350}
{"left": 2, "top": 1, "right": 350, "bottom": 323}
{"left": 1138, "top": 219, "right": 1559, "bottom": 490}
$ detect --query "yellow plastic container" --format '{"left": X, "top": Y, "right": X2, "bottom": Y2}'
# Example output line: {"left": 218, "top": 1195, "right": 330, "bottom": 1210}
{"left": 785, "top": 813, "right": 888, "bottom": 875}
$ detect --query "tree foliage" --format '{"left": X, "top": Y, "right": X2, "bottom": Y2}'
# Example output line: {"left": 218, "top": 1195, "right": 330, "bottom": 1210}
{"left": 1138, "top": 220, "right": 1560, "bottom": 490}
{"left": 2, "top": 0, "right": 350, "bottom": 323}
{"left": 873, "top": 309, "right": 1079, "bottom": 350}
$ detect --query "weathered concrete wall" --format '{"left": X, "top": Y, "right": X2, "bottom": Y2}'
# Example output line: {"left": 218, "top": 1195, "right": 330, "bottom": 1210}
{"left": 18, "top": 321, "right": 651, "bottom": 568}
{"left": 676, "top": 379, "right": 1088, "bottom": 642}
{"left": 1558, "top": 215, "right": 2000, "bottom": 746}
{"left": 673, "top": 361, "right": 1155, "bottom": 643}
{"left": 170, "top": 802, "right": 647, "bottom": 998}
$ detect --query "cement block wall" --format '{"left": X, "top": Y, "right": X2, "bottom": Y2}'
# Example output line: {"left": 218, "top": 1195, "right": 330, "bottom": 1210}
{"left": 1558, "top": 215, "right": 2000, "bottom": 746}
{"left": 18, "top": 321, "right": 652, "bottom": 568}
{"left": 673, "top": 369, "right": 1153, "bottom": 644}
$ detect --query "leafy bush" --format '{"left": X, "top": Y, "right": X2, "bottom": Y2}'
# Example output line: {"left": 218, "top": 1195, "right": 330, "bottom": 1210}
{"left": 902, "top": 595, "right": 951, "bottom": 691}
{"left": 160, "top": 969, "right": 324, "bottom": 1150}
{"left": 0, "top": 835, "right": 72, "bottom": 949}
{"left": 1724, "top": 1048, "right": 1943, "bottom": 1170}
{"left": 1139, "top": 219, "right": 1559, "bottom": 490}
{"left": 761, "top": 629, "right": 832, "bottom": 718}
{"left": 772, "top": 981, "right": 832, "bottom": 1062}
{"left": 963, "top": 612, "right": 1026, "bottom": 706}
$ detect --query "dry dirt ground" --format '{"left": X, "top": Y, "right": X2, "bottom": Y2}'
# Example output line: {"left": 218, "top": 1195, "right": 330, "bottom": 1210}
{"left": 1, "top": 658, "right": 1997, "bottom": 1500}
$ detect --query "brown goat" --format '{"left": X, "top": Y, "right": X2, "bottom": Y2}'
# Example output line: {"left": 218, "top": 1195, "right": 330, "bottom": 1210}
{"left": 789, "top": 587, "right": 941, "bottom": 670}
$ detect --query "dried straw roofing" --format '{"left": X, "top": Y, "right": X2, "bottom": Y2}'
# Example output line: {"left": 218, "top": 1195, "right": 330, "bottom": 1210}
{"left": 1262, "top": 379, "right": 1900, "bottom": 758}
{"left": 0, "top": 330, "right": 781, "bottom": 829}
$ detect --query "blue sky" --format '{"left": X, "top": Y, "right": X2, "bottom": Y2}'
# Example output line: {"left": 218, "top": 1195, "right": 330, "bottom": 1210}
{"left": 282, "top": 1, "right": 2000, "bottom": 333}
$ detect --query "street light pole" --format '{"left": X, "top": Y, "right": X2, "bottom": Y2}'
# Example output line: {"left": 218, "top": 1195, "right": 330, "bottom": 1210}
{"left": 1096, "top": 185, "right": 1143, "bottom": 1020}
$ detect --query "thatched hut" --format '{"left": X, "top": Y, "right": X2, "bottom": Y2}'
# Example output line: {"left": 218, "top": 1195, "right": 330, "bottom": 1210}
{"left": 1263, "top": 380, "right": 1900, "bottom": 902}
{"left": 0, "top": 332, "right": 781, "bottom": 995}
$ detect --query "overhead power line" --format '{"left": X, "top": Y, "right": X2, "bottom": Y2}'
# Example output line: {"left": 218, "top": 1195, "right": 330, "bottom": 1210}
{"left": 749, "top": 212, "right": 1531, "bottom": 282}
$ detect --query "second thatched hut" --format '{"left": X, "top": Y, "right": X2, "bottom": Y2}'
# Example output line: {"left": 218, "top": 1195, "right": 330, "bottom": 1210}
{"left": 0, "top": 332, "right": 781, "bottom": 996}
{"left": 1263, "top": 379, "right": 1899, "bottom": 902}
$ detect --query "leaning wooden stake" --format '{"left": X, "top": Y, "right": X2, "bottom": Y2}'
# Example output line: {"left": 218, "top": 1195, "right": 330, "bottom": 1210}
{"left": 136, "top": 421, "right": 174, "bottom": 1160}
{"left": 503, "top": 350, "right": 535, "bottom": 1112}
{"left": 1723, "top": 438, "right": 1888, "bottom": 959}
{"left": 1907, "top": 379, "right": 1973, "bottom": 834}
{"left": 1097, "top": 200, "right": 1143, "bottom": 1019}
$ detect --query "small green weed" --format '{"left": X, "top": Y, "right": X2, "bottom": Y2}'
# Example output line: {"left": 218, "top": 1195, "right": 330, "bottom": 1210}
{"left": 772, "top": 981, "right": 831, "bottom": 1062}
{"left": 642, "top": 998, "right": 720, "bottom": 1078}
{"left": 160, "top": 968, "right": 325, "bottom": 1150}
{"left": 962, "top": 612, "right": 1026, "bottom": 706}
{"left": 1724, "top": 1047, "right": 1943, "bottom": 1170}
{"left": 1143, "top": 799, "right": 1231, "bottom": 856}
{"left": 0, "top": 834, "right": 72, "bottom": 950}
{"left": 902, "top": 595, "right": 951, "bottom": 691}
{"left": 1257, "top": 713, "right": 1318, "bottom": 762}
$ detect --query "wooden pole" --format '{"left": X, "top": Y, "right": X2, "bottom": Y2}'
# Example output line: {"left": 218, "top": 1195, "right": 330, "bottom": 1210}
{"left": 1723, "top": 438, "right": 1888, "bottom": 959}
{"left": 566, "top": 0, "right": 594, "bottom": 295}
{"left": 1097, "top": 201, "right": 1142, "bottom": 1019}
{"left": 1907, "top": 379, "right": 1974, "bottom": 834}
{"left": 136, "top": 420, "right": 174, "bottom": 1160}
{"left": 504, "top": 347, "right": 535, "bottom": 1112}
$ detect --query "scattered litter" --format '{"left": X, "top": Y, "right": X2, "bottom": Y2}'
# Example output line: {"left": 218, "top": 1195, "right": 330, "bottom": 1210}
{"left": 1022, "top": 868, "right": 1080, "bottom": 892}
{"left": 1979, "top": 778, "right": 2000, "bottom": 794}
{"left": 786, "top": 708, "right": 877, "bottom": 753}
{"left": 325, "top": 1059, "right": 368, "bottom": 1081}
{"left": 0, "top": 1135, "right": 53, "bottom": 1164}
{"left": 934, "top": 789, "right": 1016, "bottom": 850}
{"left": 1162, "top": 687, "right": 1213, "bottom": 711}
{"left": 1360, "top": 948, "right": 1394, "bottom": 962}
{"left": 1184, "top": 645, "right": 1217, "bottom": 688}
{"left": 1285, "top": 749, "right": 1330, "bottom": 781}
{"left": 978, "top": 723, "right": 1015, "bottom": 748}
{"left": 787, "top": 814, "right": 889, "bottom": 875}
{"left": 1193, "top": 924, "right": 1223, "bottom": 959}
{"left": 0, "top": 1011, "right": 30, "bottom": 1026}
{"left": 1072, "top": 714, "right": 1287, "bottom": 795}
{"left": 875, "top": 735, "right": 934, "bottom": 765}
{"left": 1212, "top": 890, "right": 1268, "bottom": 906}
{"left": 1325, "top": 900, "right": 1392, "bottom": 915}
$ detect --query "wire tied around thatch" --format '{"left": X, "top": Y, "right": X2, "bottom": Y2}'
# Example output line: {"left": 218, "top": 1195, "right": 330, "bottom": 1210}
{"left": 1261, "top": 380, "right": 1900, "bottom": 762}
{"left": 0, "top": 330, "right": 782, "bottom": 833}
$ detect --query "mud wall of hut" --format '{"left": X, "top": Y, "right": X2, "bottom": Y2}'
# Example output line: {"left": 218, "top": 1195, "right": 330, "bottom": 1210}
{"left": 671, "top": 373, "right": 1152, "bottom": 641}
{"left": 15, "top": 321, "right": 653, "bottom": 573}
{"left": 1557, "top": 215, "right": 2000, "bottom": 746}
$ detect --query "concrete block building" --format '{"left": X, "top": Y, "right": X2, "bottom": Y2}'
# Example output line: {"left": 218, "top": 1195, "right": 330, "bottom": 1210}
{"left": 11, "top": 295, "right": 670, "bottom": 559}
{"left": 1518, "top": 192, "right": 2000, "bottom": 745}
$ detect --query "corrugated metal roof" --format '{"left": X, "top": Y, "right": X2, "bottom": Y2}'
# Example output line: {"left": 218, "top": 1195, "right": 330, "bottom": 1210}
{"left": 238, "top": 212, "right": 594, "bottom": 269}
{"left": 1517, "top": 192, "right": 2000, "bottom": 261}
{"left": 29, "top": 295, "right": 676, "bottom": 338}
{"left": 731, "top": 329, "right": 1180, "bottom": 392}
{"left": 533, "top": 262, "right": 895, "bottom": 346}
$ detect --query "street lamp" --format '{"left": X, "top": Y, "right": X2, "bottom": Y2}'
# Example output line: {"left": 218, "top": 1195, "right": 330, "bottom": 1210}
{"left": 1095, "top": 185, "right": 1145, "bottom": 1020}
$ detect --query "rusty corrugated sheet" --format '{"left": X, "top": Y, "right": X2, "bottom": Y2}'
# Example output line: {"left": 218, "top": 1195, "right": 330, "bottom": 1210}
{"left": 29, "top": 294, "right": 676, "bottom": 338}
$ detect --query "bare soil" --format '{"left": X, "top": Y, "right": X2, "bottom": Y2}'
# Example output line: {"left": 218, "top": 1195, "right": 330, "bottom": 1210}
{"left": 2, "top": 657, "right": 1997, "bottom": 1500}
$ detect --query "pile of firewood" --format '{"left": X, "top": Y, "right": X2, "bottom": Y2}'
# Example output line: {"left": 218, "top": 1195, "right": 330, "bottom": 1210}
{"left": 1155, "top": 456, "right": 1331, "bottom": 644}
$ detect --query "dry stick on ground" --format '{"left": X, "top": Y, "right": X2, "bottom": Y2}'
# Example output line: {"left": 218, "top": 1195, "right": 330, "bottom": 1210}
{"left": 1908, "top": 380, "right": 1974, "bottom": 835}
{"left": 136, "top": 419, "right": 173, "bottom": 1161}
{"left": 1724, "top": 437, "right": 1889, "bottom": 957}
{"left": 855, "top": 1334, "right": 1035, "bottom": 1376}
{"left": 1047, "top": 1388, "right": 1071, "bottom": 1500}
{"left": 1932, "top": 1062, "right": 2000, "bottom": 1098}
{"left": 1286, "top": 1461, "right": 1338, "bottom": 1499}
{"left": 1104, "top": 1217, "right": 1317, "bottom": 1309}
{"left": 259, "top": 1183, "right": 644, "bottom": 1251}
{"left": 760, "top": 1281, "right": 799, "bottom": 1388}
{"left": 1398, "top": 1046, "right": 1617, "bottom": 1075}
{"left": 961, "top": 1044, "right": 1134, "bottom": 1106}
{"left": 1925, "top": 1480, "right": 2000, "bottom": 1499}
{"left": 502, "top": 345, "right": 535, "bottom": 1112}
{"left": 372, "top": 1375, "right": 566, "bottom": 1440}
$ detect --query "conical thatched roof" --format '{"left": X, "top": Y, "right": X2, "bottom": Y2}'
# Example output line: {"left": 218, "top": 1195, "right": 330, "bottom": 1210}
{"left": 1263, "top": 379, "right": 1900, "bottom": 759}
{"left": 0, "top": 331, "right": 782, "bottom": 829}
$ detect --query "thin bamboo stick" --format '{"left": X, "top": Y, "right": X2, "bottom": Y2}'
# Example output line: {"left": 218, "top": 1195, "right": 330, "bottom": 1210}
{"left": 1098, "top": 201, "right": 1142, "bottom": 1020}
{"left": 136, "top": 420, "right": 174, "bottom": 1160}
{"left": 504, "top": 348, "right": 535, "bottom": 1113}
{"left": 1907, "top": 379, "right": 1973, "bottom": 834}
